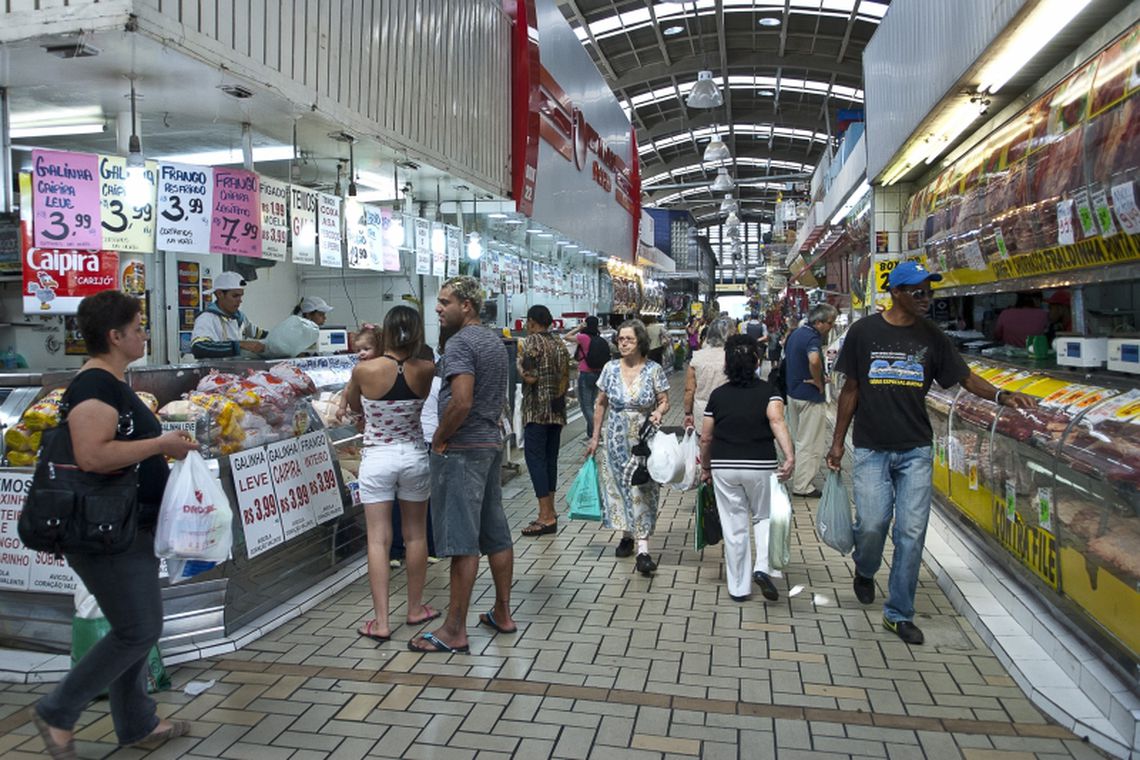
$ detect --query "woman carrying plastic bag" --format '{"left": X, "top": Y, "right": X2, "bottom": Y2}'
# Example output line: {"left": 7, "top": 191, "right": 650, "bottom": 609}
{"left": 566, "top": 458, "right": 602, "bottom": 521}
{"left": 155, "top": 451, "right": 233, "bottom": 563}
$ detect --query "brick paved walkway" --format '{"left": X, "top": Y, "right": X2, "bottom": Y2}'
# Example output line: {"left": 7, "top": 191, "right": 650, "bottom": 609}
{"left": 0, "top": 382, "right": 1107, "bottom": 758}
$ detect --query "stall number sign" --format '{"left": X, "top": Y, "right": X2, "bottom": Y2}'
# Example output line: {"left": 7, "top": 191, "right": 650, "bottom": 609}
{"left": 230, "top": 447, "right": 285, "bottom": 559}
{"left": 874, "top": 256, "right": 926, "bottom": 293}
{"left": 265, "top": 437, "right": 318, "bottom": 539}
{"left": 0, "top": 473, "right": 78, "bottom": 593}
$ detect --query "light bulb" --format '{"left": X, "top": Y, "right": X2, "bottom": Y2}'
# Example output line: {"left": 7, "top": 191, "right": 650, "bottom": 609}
{"left": 386, "top": 217, "right": 405, "bottom": 247}
{"left": 124, "top": 165, "right": 152, "bottom": 207}
{"left": 686, "top": 71, "right": 723, "bottom": 109}
{"left": 703, "top": 135, "right": 731, "bottom": 162}
{"left": 467, "top": 232, "right": 483, "bottom": 260}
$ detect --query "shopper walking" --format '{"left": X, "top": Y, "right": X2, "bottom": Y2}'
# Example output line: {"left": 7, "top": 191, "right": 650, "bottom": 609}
{"left": 686, "top": 315, "right": 702, "bottom": 357}
{"left": 643, "top": 315, "right": 669, "bottom": 366}
{"left": 564, "top": 315, "right": 608, "bottom": 439}
{"left": 700, "top": 335, "right": 795, "bottom": 601}
{"left": 412, "top": 276, "right": 516, "bottom": 652}
{"left": 586, "top": 319, "right": 670, "bottom": 576}
{"left": 33, "top": 291, "right": 198, "bottom": 758}
{"left": 827, "top": 262, "right": 1035, "bottom": 645}
{"left": 785, "top": 303, "right": 838, "bottom": 498}
{"left": 518, "top": 305, "right": 570, "bottom": 537}
{"left": 682, "top": 318, "right": 731, "bottom": 429}
{"left": 743, "top": 312, "right": 769, "bottom": 352}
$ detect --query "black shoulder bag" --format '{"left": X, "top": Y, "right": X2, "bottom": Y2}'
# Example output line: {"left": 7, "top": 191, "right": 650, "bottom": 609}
{"left": 18, "top": 392, "right": 140, "bottom": 559}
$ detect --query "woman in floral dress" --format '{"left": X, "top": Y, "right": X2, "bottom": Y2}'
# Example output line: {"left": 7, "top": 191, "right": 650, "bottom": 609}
{"left": 585, "top": 319, "right": 670, "bottom": 576}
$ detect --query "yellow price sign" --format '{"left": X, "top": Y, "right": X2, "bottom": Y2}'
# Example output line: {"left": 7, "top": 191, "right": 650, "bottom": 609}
{"left": 874, "top": 255, "right": 927, "bottom": 293}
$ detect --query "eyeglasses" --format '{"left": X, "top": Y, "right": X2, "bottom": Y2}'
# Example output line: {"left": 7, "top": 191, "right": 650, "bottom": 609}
{"left": 904, "top": 288, "right": 933, "bottom": 300}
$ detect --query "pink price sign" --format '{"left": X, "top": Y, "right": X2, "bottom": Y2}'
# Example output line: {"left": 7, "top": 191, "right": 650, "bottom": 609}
{"left": 209, "top": 168, "right": 262, "bottom": 257}
{"left": 31, "top": 150, "right": 102, "bottom": 250}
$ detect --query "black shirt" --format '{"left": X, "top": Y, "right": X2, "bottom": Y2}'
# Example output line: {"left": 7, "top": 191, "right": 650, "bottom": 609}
{"left": 65, "top": 368, "right": 168, "bottom": 527}
{"left": 834, "top": 314, "right": 969, "bottom": 451}
{"left": 704, "top": 379, "right": 783, "bottom": 469}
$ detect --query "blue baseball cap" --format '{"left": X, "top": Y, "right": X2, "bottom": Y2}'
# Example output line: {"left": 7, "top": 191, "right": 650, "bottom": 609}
{"left": 889, "top": 261, "right": 943, "bottom": 288}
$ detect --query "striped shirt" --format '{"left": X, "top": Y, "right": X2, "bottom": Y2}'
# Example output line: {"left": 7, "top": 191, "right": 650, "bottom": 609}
{"left": 704, "top": 379, "right": 783, "bottom": 470}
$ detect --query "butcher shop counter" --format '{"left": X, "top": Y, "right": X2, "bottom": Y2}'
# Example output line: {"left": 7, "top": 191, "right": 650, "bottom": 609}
{"left": 0, "top": 356, "right": 366, "bottom": 658}
{"left": 928, "top": 356, "right": 1140, "bottom": 683}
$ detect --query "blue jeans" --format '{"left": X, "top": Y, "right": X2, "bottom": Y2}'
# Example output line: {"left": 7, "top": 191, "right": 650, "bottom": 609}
{"left": 523, "top": 423, "right": 562, "bottom": 498}
{"left": 851, "top": 446, "right": 933, "bottom": 624}
{"left": 577, "top": 371, "right": 600, "bottom": 439}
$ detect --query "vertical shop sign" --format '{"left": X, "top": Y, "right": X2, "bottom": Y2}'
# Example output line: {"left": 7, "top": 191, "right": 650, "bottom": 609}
{"left": 260, "top": 178, "right": 290, "bottom": 261}
{"left": 297, "top": 431, "right": 343, "bottom": 524}
{"left": 318, "top": 193, "right": 343, "bottom": 267}
{"left": 431, "top": 222, "right": 446, "bottom": 276}
{"left": 210, "top": 168, "right": 261, "bottom": 257}
{"left": 446, "top": 225, "right": 461, "bottom": 277}
{"left": 1056, "top": 200, "right": 1076, "bottom": 245}
{"left": 413, "top": 218, "right": 431, "bottom": 275}
{"left": 23, "top": 249, "right": 119, "bottom": 316}
{"left": 266, "top": 437, "right": 317, "bottom": 539}
{"left": 364, "top": 205, "right": 385, "bottom": 271}
{"left": 1111, "top": 181, "right": 1140, "bottom": 234}
{"left": 290, "top": 187, "right": 318, "bottom": 264}
{"left": 157, "top": 162, "right": 214, "bottom": 253}
{"left": 98, "top": 155, "right": 157, "bottom": 253}
{"left": 32, "top": 149, "right": 102, "bottom": 250}
{"left": 230, "top": 446, "right": 286, "bottom": 559}
{"left": 1091, "top": 186, "right": 1118, "bottom": 237}
{"left": 346, "top": 200, "right": 370, "bottom": 270}
{"left": 0, "top": 473, "right": 34, "bottom": 590}
{"left": 380, "top": 209, "right": 401, "bottom": 271}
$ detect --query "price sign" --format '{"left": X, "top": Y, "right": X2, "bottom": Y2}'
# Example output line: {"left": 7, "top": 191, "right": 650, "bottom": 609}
{"left": 364, "top": 205, "right": 385, "bottom": 271}
{"left": 32, "top": 149, "right": 102, "bottom": 250}
{"left": 0, "top": 473, "right": 34, "bottom": 590}
{"left": 1073, "top": 189, "right": 1098, "bottom": 238}
{"left": 298, "top": 431, "right": 343, "bottom": 524}
{"left": 873, "top": 256, "right": 926, "bottom": 293}
{"left": 381, "top": 209, "right": 402, "bottom": 271}
{"left": 157, "top": 162, "right": 214, "bottom": 253}
{"left": 318, "top": 193, "right": 342, "bottom": 267}
{"left": 414, "top": 217, "right": 431, "bottom": 275}
{"left": 290, "top": 187, "right": 318, "bottom": 264}
{"left": 230, "top": 446, "right": 285, "bottom": 558}
{"left": 1110, "top": 181, "right": 1140, "bottom": 235}
{"left": 431, "top": 222, "right": 446, "bottom": 277}
{"left": 1037, "top": 487, "right": 1053, "bottom": 532}
{"left": 1091, "top": 186, "right": 1118, "bottom": 237}
{"left": 266, "top": 437, "right": 317, "bottom": 539}
{"left": 210, "top": 168, "right": 261, "bottom": 257}
{"left": 1056, "top": 199, "right": 1076, "bottom": 245}
{"left": 345, "top": 200, "right": 372, "bottom": 270}
{"left": 260, "top": 178, "right": 289, "bottom": 261}
{"left": 29, "top": 550, "right": 78, "bottom": 594}
{"left": 1005, "top": 480, "right": 1017, "bottom": 521}
{"left": 446, "top": 225, "right": 461, "bottom": 277}
{"left": 98, "top": 155, "right": 157, "bottom": 253}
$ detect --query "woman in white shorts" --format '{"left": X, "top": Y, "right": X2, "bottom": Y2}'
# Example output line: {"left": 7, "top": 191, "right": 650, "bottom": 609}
{"left": 345, "top": 306, "right": 438, "bottom": 642}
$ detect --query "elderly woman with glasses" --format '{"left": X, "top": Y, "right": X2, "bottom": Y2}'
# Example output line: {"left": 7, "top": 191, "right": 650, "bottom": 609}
{"left": 585, "top": 319, "right": 669, "bottom": 576}
{"left": 683, "top": 318, "right": 732, "bottom": 430}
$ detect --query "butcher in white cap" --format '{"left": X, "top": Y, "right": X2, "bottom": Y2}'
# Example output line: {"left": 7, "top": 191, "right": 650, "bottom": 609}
{"left": 293, "top": 295, "right": 335, "bottom": 326}
{"left": 190, "top": 271, "right": 268, "bottom": 359}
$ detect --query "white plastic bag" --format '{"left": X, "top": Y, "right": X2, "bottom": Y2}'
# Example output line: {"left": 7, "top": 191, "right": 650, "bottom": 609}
{"left": 263, "top": 315, "right": 320, "bottom": 358}
{"left": 647, "top": 429, "right": 684, "bottom": 484}
{"left": 74, "top": 581, "right": 102, "bottom": 619}
{"left": 671, "top": 427, "right": 701, "bottom": 492}
{"left": 768, "top": 473, "right": 792, "bottom": 570}
{"left": 155, "top": 451, "right": 234, "bottom": 561}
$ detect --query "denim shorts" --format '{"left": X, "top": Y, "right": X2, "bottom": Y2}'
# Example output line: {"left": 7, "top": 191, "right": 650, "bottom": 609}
{"left": 430, "top": 447, "right": 512, "bottom": 557}
{"left": 359, "top": 441, "right": 430, "bottom": 503}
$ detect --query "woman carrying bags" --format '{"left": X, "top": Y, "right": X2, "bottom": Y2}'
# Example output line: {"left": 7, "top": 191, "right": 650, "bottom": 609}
{"left": 699, "top": 335, "right": 795, "bottom": 602}
{"left": 585, "top": 319, "right": 669, "bottom": 576}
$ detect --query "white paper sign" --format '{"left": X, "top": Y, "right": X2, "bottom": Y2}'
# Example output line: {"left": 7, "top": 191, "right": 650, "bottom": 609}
{"left": 1073, "top": 189, "right": 1098, "bottom": 238}
{"left": 266, "top": 437, "right": 318, "bottom": 539}
{"left": 1110, "top": 181, "right": 1140, "bottom": 235}
{"left": 157, "top": 162, "right": 214, "bottom": 253}
{"left": 259, "top": 178, "right": 289, "bottom": 261}
{"left": 381, "top": 209, "right": 402, "bottom": 272}
{"left": 297, "top": 431, "right": 343, "bottom": 524}
{"left": 1056, "top": 199, "right": 1076, "bottom": 245}
{"left": 28, "top": 550, "right": 77, "bottom": 594}
{"left": 364, "top": 206, "right": 385, "bottom": 271}
{"left": 345, "top": 200, "right": 371, "bottom": 270}
{"left": 290, "top": 187, "right": 318, "bottom": 265}
{"left": 431, "top": 222, "right": 446, "bottom": 277}
{"left": 414, "top": 218, "right": 431, "bottom": 275}
{"left": 230, "top": 446, "right": 285, "bottom": 558}
{"left": 1091, "top": 187, "right": 1117, "bottom": 237}
{"left": 962, "top": 240, "right": 986, "bottom": 270}
{"left": 318, "top": 193, "right": 343, "bottom": 267}
{"left": 0, "top": 473, "right": 34, "bottom": 590}
{"left": 446, "top": 225, "right": 461, "bottom": 278}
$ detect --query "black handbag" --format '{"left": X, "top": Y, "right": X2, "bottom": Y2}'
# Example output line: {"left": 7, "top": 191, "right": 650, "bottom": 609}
{"left": 17, "top": 399, "right": 140, "bottom": 559}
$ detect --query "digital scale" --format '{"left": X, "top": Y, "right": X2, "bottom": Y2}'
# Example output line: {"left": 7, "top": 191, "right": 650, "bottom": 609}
{"left": 1053, "top": 335, "right": 1108, "bottom": 368}
{"left": 1107, "top": 337, "right": 1140, "bottom": 374}
{"left": 317, "top": 328, "right": 349, "bottom": 355}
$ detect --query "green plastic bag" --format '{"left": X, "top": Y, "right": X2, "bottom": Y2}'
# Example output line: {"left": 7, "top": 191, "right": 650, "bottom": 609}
{"left": 71, "top": 617, "right": 170, "bottom": 694}
{"left": 816, "top": 470, "right": 854, "bottom": 555}
{"left": 567, "top": 458, "right": 602, "bottom": 521}
{"left": 694, "top": 482, "right": 722, "bottom": 551}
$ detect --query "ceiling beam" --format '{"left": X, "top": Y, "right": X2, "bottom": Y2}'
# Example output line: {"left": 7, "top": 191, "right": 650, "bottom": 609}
{"left": 644, "top": 1, "right": 673, "bottom": 68}
{"left": 641, "top": 146, "right": 818, "bottom": 178}
{"left": 638, "top": 107, "right": 834, "bottom": 142}
{"left": 715, "top": 0, "right": 734, "bottom": 174}
{"left": 611, "top": 51, "right": 862, "bottom": 90}
{"left": 778, "top": 0, "right": 791, "bottom": 58}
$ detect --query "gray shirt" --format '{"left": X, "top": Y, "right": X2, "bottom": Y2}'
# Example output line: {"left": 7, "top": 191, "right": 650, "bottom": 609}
{"left": 438, "top": 324, "right": 509, "bottom": 448}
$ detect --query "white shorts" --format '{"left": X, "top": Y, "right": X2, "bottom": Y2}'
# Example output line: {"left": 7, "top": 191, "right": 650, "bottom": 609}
{"left": 358, "top": 441, "right": 431, "bottom": 503}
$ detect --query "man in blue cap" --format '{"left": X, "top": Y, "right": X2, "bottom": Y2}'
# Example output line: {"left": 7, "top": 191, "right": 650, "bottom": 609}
{"left": 826, "top": 261, "right": 1035, "bottom": 645}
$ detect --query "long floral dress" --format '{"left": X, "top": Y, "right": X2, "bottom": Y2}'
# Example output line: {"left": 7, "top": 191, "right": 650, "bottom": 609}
{"left": 597, "top": 359, "right": 669, "bottom": 538}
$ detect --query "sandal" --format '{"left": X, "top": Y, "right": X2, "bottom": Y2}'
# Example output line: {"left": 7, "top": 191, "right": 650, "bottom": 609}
{"left": 478, "top": 610, "right": 518, "bottom": 634}
{"left": 357, "top": 619, "right": 391, "bottom": 643}
{"left": 521, "top": 520, "right": 558, "bottom": 536}
{"left": 130, "top": 719, "right": 192, "bottom": 748}
{"left": 407, "top": 605, "right": 441, "bottom": 626}
{"left": 31, "top": 710, "right": 77, "bottom": 760}
{"left": 407, "top": 632, "right": 469, "bottom": 654}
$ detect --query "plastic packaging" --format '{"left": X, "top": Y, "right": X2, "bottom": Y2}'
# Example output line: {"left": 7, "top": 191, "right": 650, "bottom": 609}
{"left": 768, "top": 473, "right": 792, "bottom": 570}
{"left": 567, "top": 458, "right": 602, "bottom": 521}
{"left": 816, "top": 470, "right": 854, "bottom": 555}
{"left": 155, "top": 451, "right": 234, "bottom": 561}
{"left": 263, "top": 315, "right": 319, "bottom": 358}
{"left": 671, "top": 427, "right": 700, "bottom": 492}
{"left": 647, "top": 430, "right": 684, "bottom": 484}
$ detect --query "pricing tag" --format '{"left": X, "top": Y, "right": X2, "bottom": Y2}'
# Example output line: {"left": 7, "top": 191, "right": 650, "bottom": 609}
{"left": 318, "top": 193, "right": 342, "bottom": 267}
{"left": 0, "top": 473, "right": 35, "bottom": 590}
{"left": 260, "top": 178, "right": 289, "bottom": 261}
{"left": 230, "top": 446, "right": 285, "bottom": 558}
{"left": 432, "top": 222, "right": 447, "bottom": 277}
{"left": 1091, "top": 186, "right": 1118, "bottom": 237}
{"left": 446, "top": 225, "right": 461, "bottom": 277}
{"left": 266, "top": 437, "right": 317, "bottom": 539}
{"left": 210, "top": 168, "right": 261, "bottom": 257}
{"left": 414, "top": 218, "right": 431, "bottom": 275}
{"left": 964, "top": 240, "right": 987, "bottom": 269}
{"left": 1110, "top": 181, "right": 1140, "bottom": 235}
{"left": 1073, "top": 189, "right": 1098, "bottom": 238}
{"left": 290, "top": 187, "right": 318, "bottom": 265}
{"left": 297, "top": 431, "right": 343, "bottom": 524}
{"left": 157, "top": 162, "right": 214, "bottom": 253}
{"left": 1037, "top": 487, "right": 1053, "bottom": 532}
{"left": 992, "top": 229, "right": 1009, "bottom": 259}
{"left": 1056, "top": 199, "right": 1076, "bottom": 245}
{"left": 98, "top": 155, "right": 157, "bottom": 253}
{"left": 1005, "top": 480, "right": 1016, "bottom": 521}
{"left": 967, "top": 459, "right": 979, "bottom": 491}
{"left": 364, "top": 205, "right": 385, "bottom": 272}
{"left": 32, "top": 149, "right": 102, "bottom": 250}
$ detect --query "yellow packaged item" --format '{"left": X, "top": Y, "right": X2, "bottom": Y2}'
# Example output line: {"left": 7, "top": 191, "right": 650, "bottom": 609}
{"left": 136, "top": 391, "right": 159, "bottom": 414}
{"left": 7, "top": 450, "right": 37, "bottom": 467}
{"left": 21, "top": 388, "right": 66, "bottom": 431}
{"left": 4, "top": 423, "right": 41, "bottom": 453}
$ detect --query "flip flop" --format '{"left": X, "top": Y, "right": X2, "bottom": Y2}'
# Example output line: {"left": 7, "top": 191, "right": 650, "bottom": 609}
{"left": 407, "top": 632, "right": 469, "bottom": 654}
{"left": 407, "top": 605, "right": 441, "bottom": 626}
{"left": 478, "top": 610, "right": 518, "bottom": 634}
{"left": 357, "top": 619, "right": 391, "bottom": 643}
{"left": 521, "top": 520, "right": 558, "bottom": 536}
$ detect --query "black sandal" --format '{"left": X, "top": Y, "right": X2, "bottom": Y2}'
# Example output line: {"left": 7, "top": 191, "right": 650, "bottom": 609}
{"left": 521, "top": 520, "right": 557, "bottom": 536}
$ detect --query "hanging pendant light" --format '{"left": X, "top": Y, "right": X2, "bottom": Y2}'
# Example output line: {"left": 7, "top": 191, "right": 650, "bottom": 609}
{"left": 710, "top": 168, "right": 734, "bottom": 192}
{"left": 725, "top": 211, "right": 740, "bottom": 230}
{"left": 686, "top": 70, "right": 723, "bottom": 109}
{"left": 124, "top": 79, "right": 151, "bottom": 206}
{"left": 703, "top": 132, "right": 731, "bottom": 162}
{"left": 720, "top": 194, "right": 738, "bottom": 214}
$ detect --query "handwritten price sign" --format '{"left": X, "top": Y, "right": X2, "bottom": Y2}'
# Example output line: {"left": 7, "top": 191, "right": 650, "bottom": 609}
{"left": 266, "top": 437, "right": 317, "bottom": 539}
{"left": 157, "top": 162, "right": 214, "bottom": 253}
{"left": 298, "top": 431, "right": 343, "bottom": 524}
{"left": 31, "top": 150, "right": 102, "bottom": 250}
{"left": 260, "top": 178, "right": 289, "bottom": 261}
{"left": 210, "top": 168, "right": 261, "bottom": 257}
{"left": 230, "top": 446, "right": 285, "bottom": 558}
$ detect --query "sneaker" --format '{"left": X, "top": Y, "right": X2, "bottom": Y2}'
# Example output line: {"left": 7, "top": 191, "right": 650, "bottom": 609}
{"left": 615, "top": 537, "right": 635, "bottom": 557}
{"left": 753, "top": 571, "right": 779, "bottom": 601}
{"left": 883, "top": 618, "right": 924, "bottom": 645}
{"left": 389, "top": 558, "right": 402, "bottom": 569}
{"left": 853, "top": 574, "right": 875, "bottom": 604}
{"left": 635, "top": 553, "right": 657, "bottom": 576}
{"left": 794, "top": 488, "right": 823, "bottom": 498}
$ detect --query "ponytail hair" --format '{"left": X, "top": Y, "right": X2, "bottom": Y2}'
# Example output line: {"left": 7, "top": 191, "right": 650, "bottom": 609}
{"left": 382, "top": 305, "right": 424, "bottom": 357}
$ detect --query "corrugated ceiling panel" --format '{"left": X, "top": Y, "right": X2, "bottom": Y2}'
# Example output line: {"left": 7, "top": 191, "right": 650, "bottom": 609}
{"left": 863, "top": 0, "right": 1027, "bottom": 181}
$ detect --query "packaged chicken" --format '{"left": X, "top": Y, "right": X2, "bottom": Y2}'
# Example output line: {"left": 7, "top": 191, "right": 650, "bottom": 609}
{"left": 186, "top": 392, "right": 246, "bottom": 442}
{"left": 269, "top": 362, "right": 317, "bottom": 395}
{"left": 196, "top": 371, "right": 242, "bottom": 394}
{"left": 222, "top": 380, "right": 264, "bottom": 409}
{"left": 22, "top": 389, "right": 66, "bottom": 431}
{"left": 136, "top": 391, "right": 159, "bottom": 414}
{"left": 4, "top": 423, "right": 41, "bottom": 453}
{"left": 7, "top": 450, "right": 37, "bottom": 467}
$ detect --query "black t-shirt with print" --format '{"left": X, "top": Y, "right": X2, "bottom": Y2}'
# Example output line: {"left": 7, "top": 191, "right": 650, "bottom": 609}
{"left": 834, "top": 314, "right": 969, "bottom": 451}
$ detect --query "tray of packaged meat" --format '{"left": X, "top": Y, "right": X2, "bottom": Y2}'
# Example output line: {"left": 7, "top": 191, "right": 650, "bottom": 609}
{"left": 1055, "top": 494, "right": 1140, "bottom": 585}
{"left": 953, "top": 394, "right": 1000, "bottom": 430}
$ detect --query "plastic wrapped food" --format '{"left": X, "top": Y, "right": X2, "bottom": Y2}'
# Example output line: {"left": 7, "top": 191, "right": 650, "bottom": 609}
{"left": 21, "top": 389, "right": 65, "bottom": 431}
{"left": 136, "top": 391, "right": 159, "bottom": 414}
{"left": 196, "top": 371, "right": 242, "bottom": 394}
{"left": 269, "top": 362, "right": 317, "bottom": 395}
{"left": 222, "top": 380, "right": 264, "bottom": 409}
{"left": 7, "top": 450, "right": 37, "bottom": 467}
{"left": 4, "top": 423, "right": 41, "bottom": 453}
{"left": 186, "top": 392, "right": 246, "bottom": 442}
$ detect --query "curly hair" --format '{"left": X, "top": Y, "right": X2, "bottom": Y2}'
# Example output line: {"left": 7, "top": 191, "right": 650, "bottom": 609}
{"left": 442, "top": 275, "right": 484, "bottom": 314}
{"left": 617, "top": 319, "right": 650, "bottom": 358}
{"left": 723, "top": 334, "right": 760, "bottom": 386}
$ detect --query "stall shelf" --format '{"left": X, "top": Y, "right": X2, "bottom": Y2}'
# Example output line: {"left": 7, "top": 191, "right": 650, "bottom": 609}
{"left": 0, "top": 357, "right": 364, "bottom": 655}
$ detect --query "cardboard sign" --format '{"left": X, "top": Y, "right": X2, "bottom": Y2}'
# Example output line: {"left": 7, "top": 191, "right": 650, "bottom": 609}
{"left": 266, "top": 437, "right": 317, "bottom": 539}
{"left": 31, "top": 149, "right": 102, "bottom": 250}
{"left": 98, "top": 156, "right": 157, "bottom": 253}
{"left": 157, "top": 162, "right": 215, "bottom": 253}
{"left": 290, "top": 187, "right": 318, "bottom": 264}
{"left": 230, "top": 446, "right": 285, "bottom": 559}
{"left": 210, "top": 168, "right": 261, "bottom": 257}
{"left": 297, "top": 431, "right": 343, "bottom": 524}
{"left": 318, "top": 193, "right": 342, "bottom": 267}
{"left": 260, "top": 178, "right": 289, "bottom": 261}
{"left": 345, "top": 200, "right": 373, "bottom": 270}
{"left": 0, "top": 473, "right": 35, "bottom": 591}
{"left": 1110, "top": 181, "right": 1140, "bottom": 235}
{"left": 23, "top": 247, "right": 119, "bottom": 315}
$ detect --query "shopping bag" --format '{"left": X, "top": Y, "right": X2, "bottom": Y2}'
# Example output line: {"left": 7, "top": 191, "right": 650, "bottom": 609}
{"left": 263, "top": 315, "right": 320, "bottom": 358}
{"left": 694, "top": 482, "right": 722, "bottom": 550}
{"left": 768, "top": 473, "right": 792, "bottom": 570}
{"left": 567, "top": 458, "right": 602, "bottom": 521}
{"left": 671, "top": 427, "right": 700, "bottom": 492}
{"left": 71, "top": 616, "right": 170, "bottom": 694}
{"left": 816, "top": 470, "right": 854, "bottom": 555}
{"left": 155, "top": 451, "right": 234, "bottom": 562}
{"left": 647, "top": 430, "right": 684, "bottom": 484}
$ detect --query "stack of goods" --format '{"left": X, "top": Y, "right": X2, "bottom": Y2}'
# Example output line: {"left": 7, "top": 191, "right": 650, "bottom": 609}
{"left": 6, "top": 389, "right": 65, "bottom": 466}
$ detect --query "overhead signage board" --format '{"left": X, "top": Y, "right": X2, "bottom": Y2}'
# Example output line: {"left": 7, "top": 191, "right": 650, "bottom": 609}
{"left": 210, "top": 168, "right": 261, "bottom": 257}
{"left": 157, "top": 162, "right": 215, "bottom": 253}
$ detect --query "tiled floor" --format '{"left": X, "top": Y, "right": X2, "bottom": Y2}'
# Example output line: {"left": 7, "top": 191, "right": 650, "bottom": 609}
{"left": 0, "top": 382, "right": 1109, "bottom": 758}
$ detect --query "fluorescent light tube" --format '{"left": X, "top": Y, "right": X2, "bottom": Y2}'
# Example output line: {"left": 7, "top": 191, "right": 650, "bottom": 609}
{"left": 977, "top": 0, "right": 1092, "bottom": 94}
{"left": 154, "top": 145, "right": 295, "bottom": 165}
{"left": 10, "top": 123, "right": 106, "bottom": 138}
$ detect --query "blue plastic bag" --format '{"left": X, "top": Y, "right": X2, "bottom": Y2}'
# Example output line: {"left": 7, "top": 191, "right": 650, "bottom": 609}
{"left": 567, "top": 458, "right": 602, "bottom": 521}
{"left": 816, "top": 470, "right": 854, "bottom": 555}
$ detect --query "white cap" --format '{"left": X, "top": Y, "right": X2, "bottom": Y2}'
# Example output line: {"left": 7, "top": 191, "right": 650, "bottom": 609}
{"left": 299, "top": 296, "right": 334, "bottom": 314}
{"left": 210, "top": 271, "right": 247, "bottom": 293}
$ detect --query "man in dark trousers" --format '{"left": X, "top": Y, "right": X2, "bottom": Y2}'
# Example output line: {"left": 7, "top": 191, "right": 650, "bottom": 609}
{"left": 826, "top": 262, "right": 1035, "bottom": 645}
